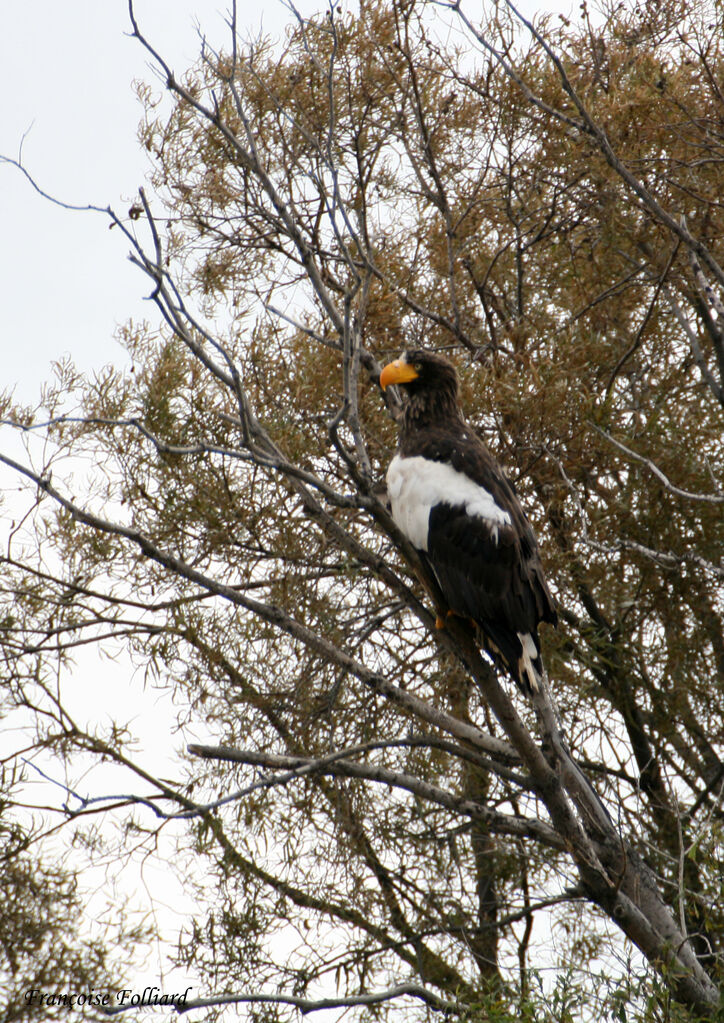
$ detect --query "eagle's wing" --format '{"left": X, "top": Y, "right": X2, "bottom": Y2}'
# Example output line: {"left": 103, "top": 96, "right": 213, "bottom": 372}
{"left": 444, "top": 439, "right": 557, "bottom": 627}
{"left": 387, "top": 429, "right": 556, "bottom": 690}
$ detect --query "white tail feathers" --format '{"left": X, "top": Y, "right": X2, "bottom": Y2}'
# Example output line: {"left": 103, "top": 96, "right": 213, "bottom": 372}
{"left": 517, "top": 631, "right": 541, "bottom": 693}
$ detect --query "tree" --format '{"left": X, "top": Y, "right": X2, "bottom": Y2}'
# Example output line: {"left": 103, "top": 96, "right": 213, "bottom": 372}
{"left": 1, "top": 0, "right": 723, "bottom": 1018}
{"left": 0, "top": 804, "right": 146, "bottom": 1022}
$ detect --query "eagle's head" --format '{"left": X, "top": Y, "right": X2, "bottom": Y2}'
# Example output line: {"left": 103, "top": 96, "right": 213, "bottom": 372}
{"left": 379, "top": 349, "right": 459, "bottom": 398}
{"left": 380, "top": 349, "right": 462, "bottom": 429}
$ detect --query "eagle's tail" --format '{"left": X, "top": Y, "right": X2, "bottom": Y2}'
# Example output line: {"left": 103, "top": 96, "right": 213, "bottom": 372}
{"left": 477, "top": 624, "right": 543, "bottom": 695}
{"left": 515, "top": 630, "right": 543, "bottom": 694}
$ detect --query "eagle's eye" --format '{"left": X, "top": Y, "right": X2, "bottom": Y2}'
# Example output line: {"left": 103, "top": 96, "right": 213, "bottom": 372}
{"left": 412, "top": 361, "right": 423, "bottom": 372}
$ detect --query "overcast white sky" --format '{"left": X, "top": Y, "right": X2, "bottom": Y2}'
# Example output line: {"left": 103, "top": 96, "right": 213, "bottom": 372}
{"left": 1, "top": 0, "right": 571, "bottom": 408}
{"left": 1, "top": 0, "right": 325, "bottom": 406}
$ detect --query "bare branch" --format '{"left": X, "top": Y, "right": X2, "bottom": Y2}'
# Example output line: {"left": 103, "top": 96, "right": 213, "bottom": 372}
{"left": 664, "top": 285, "right": 724, "bottom": 406}
{"left": 188, "top": 742, "right": 558, "bottom": 846}
{"left": 594, "top": 426, "right": 724, "bottom": 504}
{"left": 101, "top": 982, "right": 459, "bottom": 1018}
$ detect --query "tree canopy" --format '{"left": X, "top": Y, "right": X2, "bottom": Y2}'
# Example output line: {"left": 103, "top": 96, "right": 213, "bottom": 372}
{"left": 1, "top": 0, "right": 723, "bottom": 1019}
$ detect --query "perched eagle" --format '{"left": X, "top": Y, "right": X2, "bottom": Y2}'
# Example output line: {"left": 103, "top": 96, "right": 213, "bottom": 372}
{"left": 380, "top": 349, "right": 557, "bottom": 693}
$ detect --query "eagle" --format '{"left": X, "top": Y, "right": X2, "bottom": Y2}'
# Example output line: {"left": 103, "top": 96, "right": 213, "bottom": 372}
{"left": 380, "top": 349, "right": 557, "bottom": 693}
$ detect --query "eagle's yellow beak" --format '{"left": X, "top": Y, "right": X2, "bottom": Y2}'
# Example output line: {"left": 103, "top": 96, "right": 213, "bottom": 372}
{"left": 379, "top": 357, "right": 419, "bottom": 391}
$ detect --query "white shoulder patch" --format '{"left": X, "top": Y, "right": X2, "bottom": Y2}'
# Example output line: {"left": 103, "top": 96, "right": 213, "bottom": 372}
{"left": 386, "top": 454, "right": 511, "bottom": 551}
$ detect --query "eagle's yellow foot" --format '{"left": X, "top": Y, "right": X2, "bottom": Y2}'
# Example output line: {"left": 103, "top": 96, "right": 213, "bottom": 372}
{"left": 447, "top": 609, "right": 476, "bottom": 624}
{"left": 436, "top": 610, "right": 471, "bottom": 630}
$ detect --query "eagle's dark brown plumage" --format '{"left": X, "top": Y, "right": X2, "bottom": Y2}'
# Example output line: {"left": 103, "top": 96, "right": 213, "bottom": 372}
{"left": 380, "top": 349, "right": 557, "bottom": 693}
